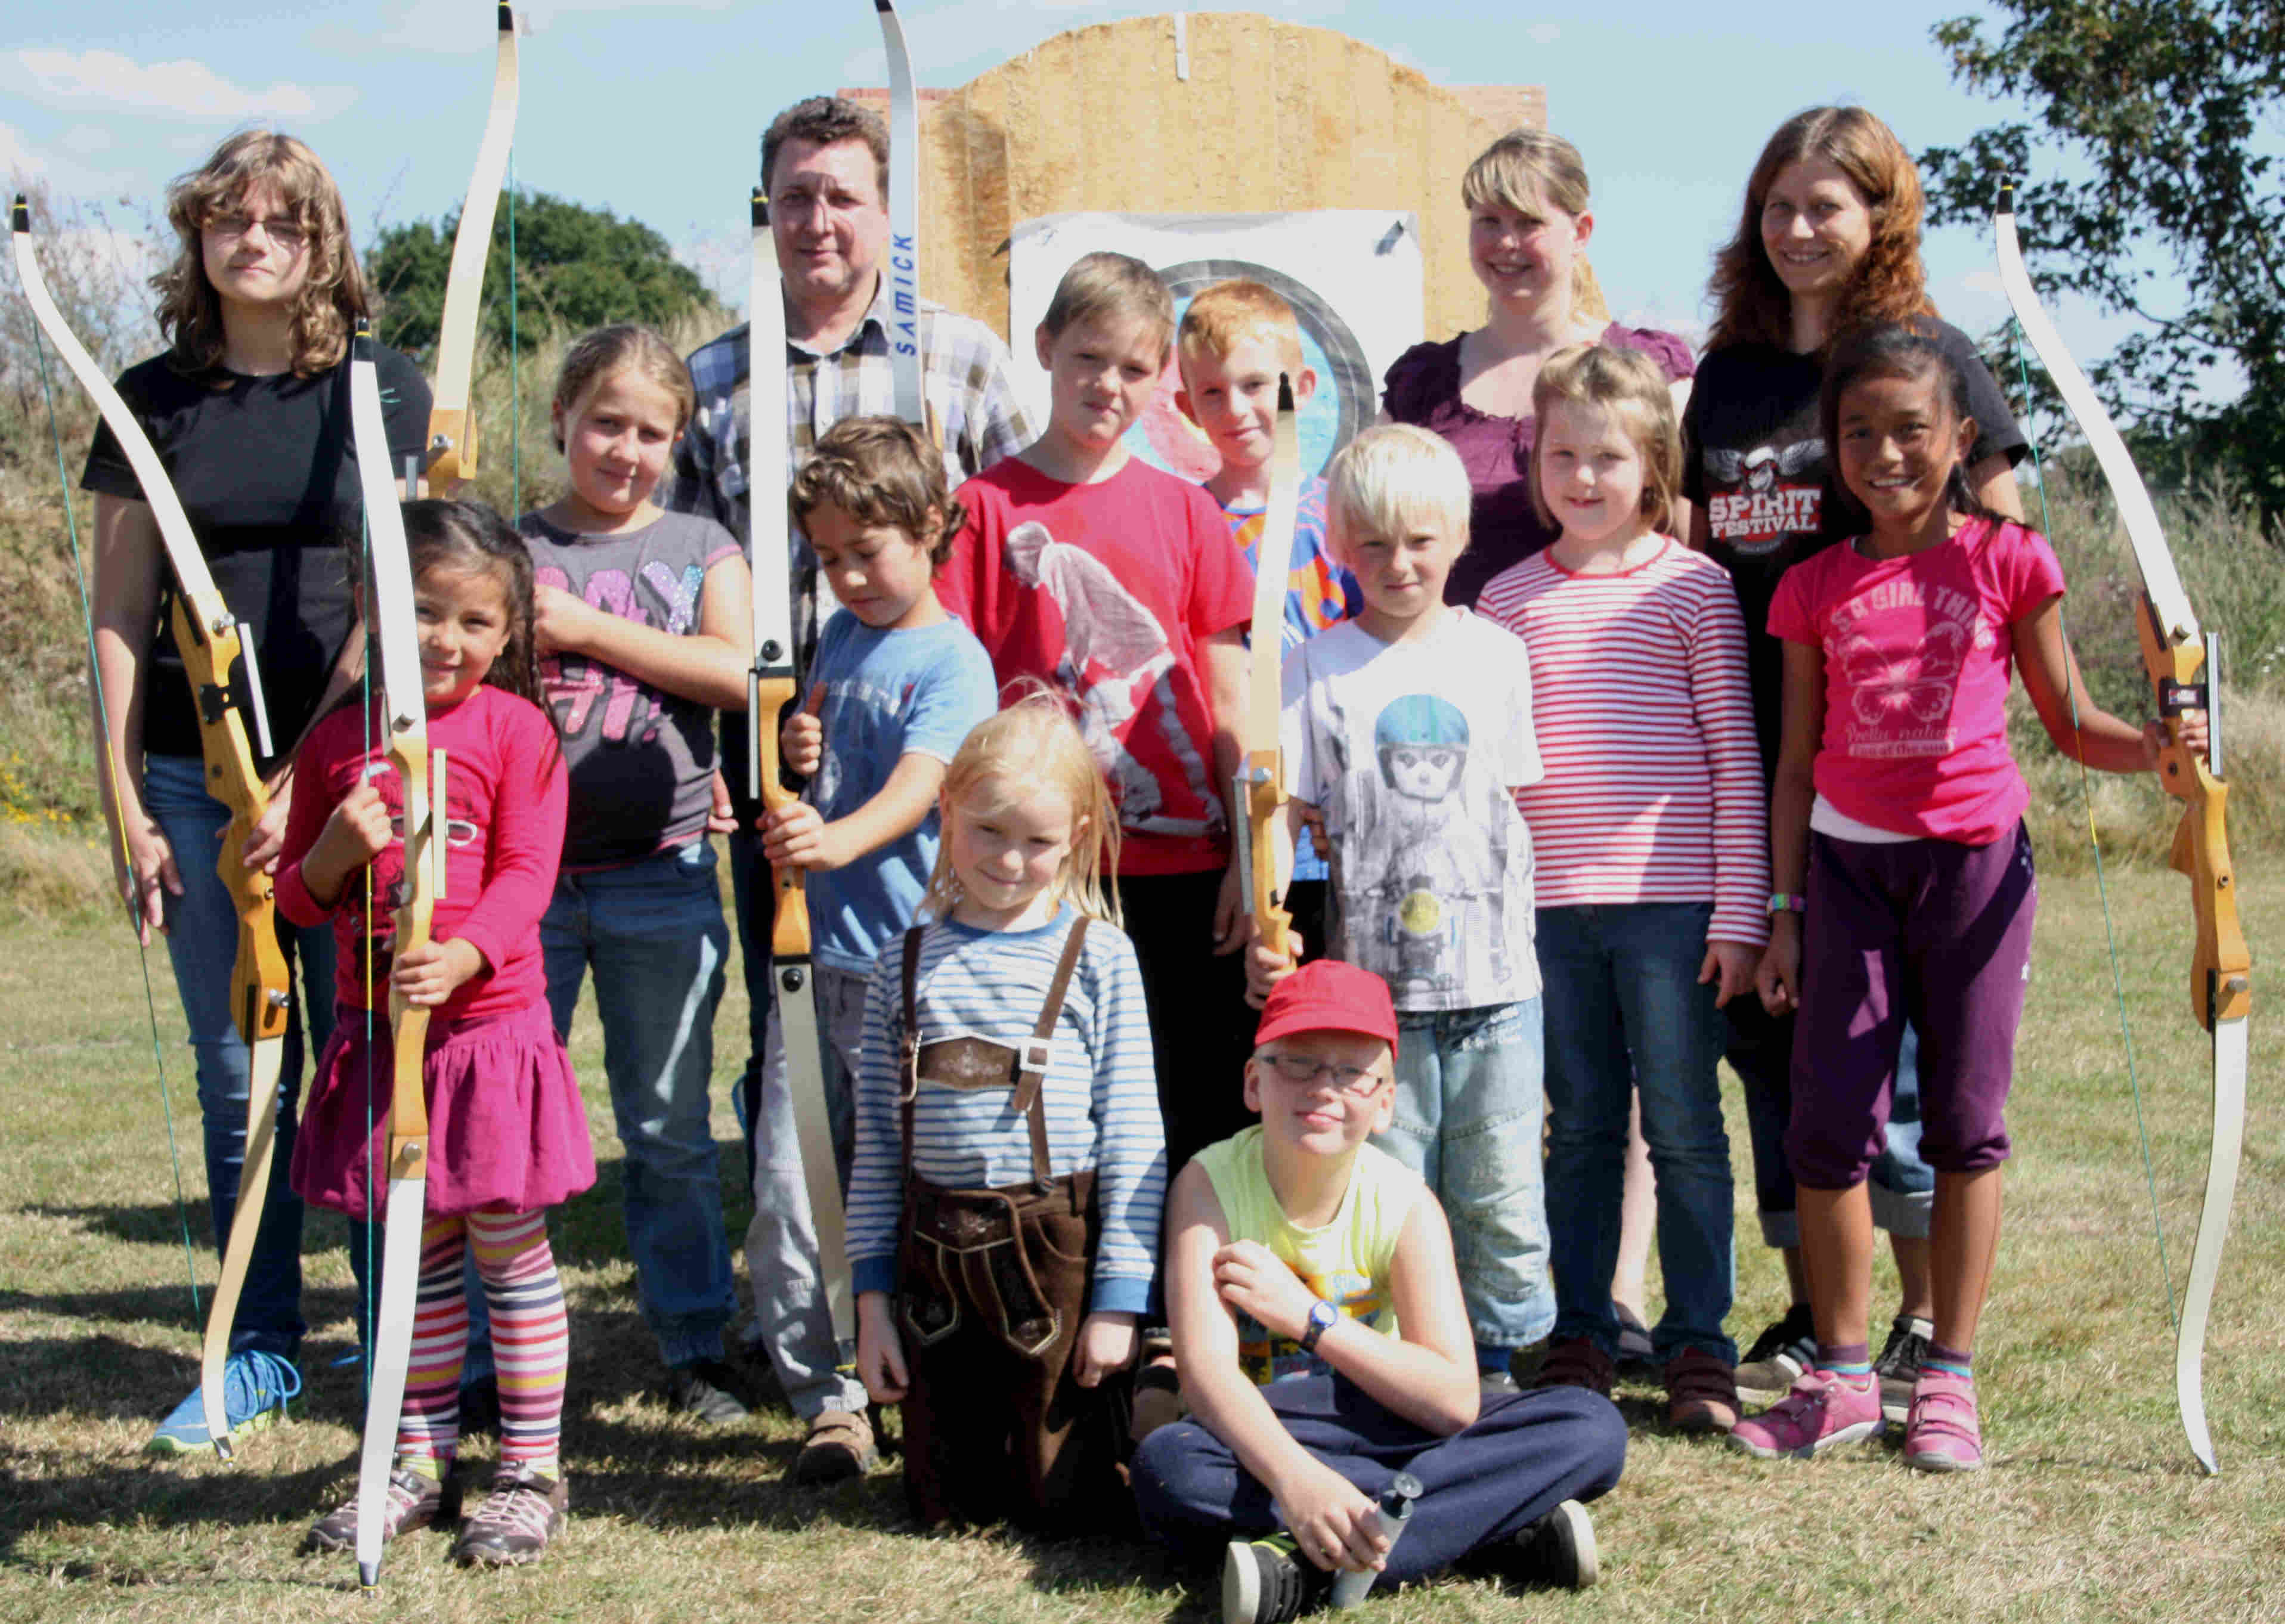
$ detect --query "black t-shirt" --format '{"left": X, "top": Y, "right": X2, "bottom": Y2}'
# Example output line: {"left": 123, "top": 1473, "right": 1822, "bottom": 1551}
{"left": 1679, "top": 317, "right": 2027, "bottom": 778}
{"left": 80, "top": 345, "right": 432, "bottom": 769}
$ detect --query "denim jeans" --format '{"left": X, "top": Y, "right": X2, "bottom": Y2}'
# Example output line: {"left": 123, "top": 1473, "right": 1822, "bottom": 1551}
{"left": 541, "top": 842, "right": 734, "bottom": 1368}
{"left": 742, "top": 961, "right": 869, "bottom": 1416}
{"left": 1538, "top": 903, "right": 1735, "bottom": 1364}
{"left": 1727, "top": 1002, "right": 1933, "bottom": 1246}
{"left": 1373, "top": 999, "right": 1555, "bottom": 1352}
{"left": 144, "top": 753, "right": 336, "bottom": 1358}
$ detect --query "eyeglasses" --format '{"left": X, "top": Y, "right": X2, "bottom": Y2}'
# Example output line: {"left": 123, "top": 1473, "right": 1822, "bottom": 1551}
{"left": 208, "top": 213, "right": 308, "bottom": 251}
{"left": 1256, "top": 1052, "right": 1388, "bottom": 1096}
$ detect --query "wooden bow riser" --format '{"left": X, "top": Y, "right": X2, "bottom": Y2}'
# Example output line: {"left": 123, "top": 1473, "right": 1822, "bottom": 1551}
{"left": 2137, "top": 609, "right": 2251, "bottom": 1031}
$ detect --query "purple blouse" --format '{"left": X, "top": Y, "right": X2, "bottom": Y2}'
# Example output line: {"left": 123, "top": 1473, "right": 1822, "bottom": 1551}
{"left": 1381, "top": 324, "right": 1696, "bottom": 608}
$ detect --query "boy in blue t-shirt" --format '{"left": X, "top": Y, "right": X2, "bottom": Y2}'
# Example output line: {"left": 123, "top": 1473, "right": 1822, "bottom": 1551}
{"left": 1174, "top": 280, "right": 1361, "bottom": 957}
{"left": 746, "top": 415, "right": 998, "bottom": 1486}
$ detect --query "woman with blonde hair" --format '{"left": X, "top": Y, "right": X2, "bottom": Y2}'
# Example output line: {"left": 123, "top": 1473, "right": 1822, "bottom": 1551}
{"left": 79, "top": 130, "right": 434, "bottom": 1452}
{"left": 1680, "top": 106, "right": 2027, "bottom": 1422}
{"left": 1382, "top": 129, "right": 1695, "bottom": 608}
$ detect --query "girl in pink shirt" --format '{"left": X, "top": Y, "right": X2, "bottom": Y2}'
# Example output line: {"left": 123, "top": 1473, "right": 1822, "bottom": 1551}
{"left": 1733, "top": 325, "right": 2195, "bottom": 1473}
{"left": 280, "top": 501, "right": 589, "bottom": 1564}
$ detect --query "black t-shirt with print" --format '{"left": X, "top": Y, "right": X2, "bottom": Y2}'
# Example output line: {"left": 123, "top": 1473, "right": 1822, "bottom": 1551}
{"left": 81, "top": 345, "right": 432, "bottom": 770}
{"left": 1679, "top": 317, "right": 2027, "bottom": 778}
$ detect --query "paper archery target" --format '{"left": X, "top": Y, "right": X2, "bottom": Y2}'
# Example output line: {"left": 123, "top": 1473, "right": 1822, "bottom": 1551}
{"left": 1008, "top": 211, "right": 1425, "bottom": 483}
{"left": 1129, "top": 259, "right": 1379, "bottom": 481}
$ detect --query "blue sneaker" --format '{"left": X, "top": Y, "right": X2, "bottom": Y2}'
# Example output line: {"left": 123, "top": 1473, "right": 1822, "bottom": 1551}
{"left": 147, "top": 1349, "right": 302, "bottom": 1455}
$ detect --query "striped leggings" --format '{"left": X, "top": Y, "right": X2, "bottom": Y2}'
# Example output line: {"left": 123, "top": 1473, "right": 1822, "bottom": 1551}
{"left": 397, "top": 1208, "right": 568, "bottom": 1469}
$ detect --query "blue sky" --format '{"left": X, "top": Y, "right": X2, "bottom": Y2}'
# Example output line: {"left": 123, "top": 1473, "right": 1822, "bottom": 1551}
{"left": 4, "top": 1, "right": 2140, "bottom": 362}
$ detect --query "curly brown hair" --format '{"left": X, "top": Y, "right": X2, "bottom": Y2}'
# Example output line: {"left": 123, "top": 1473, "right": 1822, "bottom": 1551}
{"left": 153, "top": 131, "right": 369, "bottom": 380}
{"left": 1704, "top": 107, "right": 1934, "bottom": 357}
{"left": 787, "top": 416, "right": 967, "bottom": 565}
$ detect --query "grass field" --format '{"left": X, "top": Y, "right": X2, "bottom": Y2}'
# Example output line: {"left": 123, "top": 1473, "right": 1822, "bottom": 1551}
{"left": 1, "top": 863, "right": 2278, "bottom": 1623}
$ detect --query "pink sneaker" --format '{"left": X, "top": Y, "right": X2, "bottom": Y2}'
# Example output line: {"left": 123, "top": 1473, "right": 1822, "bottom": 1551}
{"left": 1902, "top": 1369, "right": 1984, "bottom": 1472}
{"left": 1727, "top": 1368, "right": 1882, "bottom": 1460}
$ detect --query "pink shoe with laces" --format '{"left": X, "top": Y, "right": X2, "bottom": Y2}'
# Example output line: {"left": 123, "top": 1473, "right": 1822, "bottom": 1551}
{"left": 1727, "top": 1368, "right": 1882, "bottom": 1460}
{"left": 1902, "top": 1369, "right": 1984, "bottom": 1472}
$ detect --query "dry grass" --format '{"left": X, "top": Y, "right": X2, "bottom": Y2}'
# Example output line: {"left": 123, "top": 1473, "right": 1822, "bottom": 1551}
{"left": 2, "top": 866, "right": 2280, "bottom": 1622}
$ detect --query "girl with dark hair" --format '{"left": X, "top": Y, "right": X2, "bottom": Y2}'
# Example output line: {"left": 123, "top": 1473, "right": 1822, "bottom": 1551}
{"left": 1730, "top": 327, "right": 2191, "bottom": 1471}
{"left": 1681, "top": 108, "right": 2032, "bottom": 1419}
{"left": 81, "top": 129, "right": 432, "bottom": 1453}
{"left": 280, "top": 498, "right": 589, "bottom": 1560}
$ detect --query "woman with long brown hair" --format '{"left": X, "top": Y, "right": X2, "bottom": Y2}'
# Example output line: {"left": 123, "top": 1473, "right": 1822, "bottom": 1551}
{"left": 1678, "top": 106, "right": 2026, "bottom": 1429}
{"left": 81, "top": 131, "right": 432, "bottom": 1452}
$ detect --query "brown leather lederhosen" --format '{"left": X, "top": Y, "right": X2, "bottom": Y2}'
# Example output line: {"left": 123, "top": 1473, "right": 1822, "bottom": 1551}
{"left": 891, "top": 918, "right": 1129, "bottom": 1529}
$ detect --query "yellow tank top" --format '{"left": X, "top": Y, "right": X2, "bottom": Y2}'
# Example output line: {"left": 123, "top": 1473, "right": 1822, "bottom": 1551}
{"left": 1195, "top": 1124, "right": 1423, "bottom": 1384}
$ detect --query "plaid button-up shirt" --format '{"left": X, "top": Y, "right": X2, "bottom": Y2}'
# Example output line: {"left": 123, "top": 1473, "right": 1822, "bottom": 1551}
{"left": 665, "top": 272, "right": 1036, "bottom": 810}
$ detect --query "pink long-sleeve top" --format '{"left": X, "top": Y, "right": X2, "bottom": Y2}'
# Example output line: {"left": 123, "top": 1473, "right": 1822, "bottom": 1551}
{"left": 277, "top": 683, "right": 568, "bottom": 1020}
{"left": 1479, "top": 539, "right": 1771, "bottom": 948}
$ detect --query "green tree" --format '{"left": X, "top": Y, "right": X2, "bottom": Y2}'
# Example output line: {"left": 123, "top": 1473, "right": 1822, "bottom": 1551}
{"left": 367, "top": 190, "right": 719, "bottom": 359}
{"left": 1919, "top": 0, "right": 2285, "bottom": 517}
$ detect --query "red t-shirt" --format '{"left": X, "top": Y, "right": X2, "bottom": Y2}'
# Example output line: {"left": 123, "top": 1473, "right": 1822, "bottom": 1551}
{"left": 277, "top": 683, "right": 568, "bottom": 1019}
{"left": 1767, "top": 517, "right": 2066, "bottom": 844}
{"left": 941, "top": 455, "right": 1252, "bottom": 875}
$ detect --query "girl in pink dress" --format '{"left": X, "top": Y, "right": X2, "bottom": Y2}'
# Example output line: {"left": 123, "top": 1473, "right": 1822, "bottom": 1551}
{"left": 280, "top": 500, "right": 590, "bottom": 1564}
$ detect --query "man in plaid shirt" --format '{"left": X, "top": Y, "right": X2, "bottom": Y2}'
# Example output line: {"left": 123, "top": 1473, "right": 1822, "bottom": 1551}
{"left": 661, "top": 94, "right": 1033, "bottom": 1482}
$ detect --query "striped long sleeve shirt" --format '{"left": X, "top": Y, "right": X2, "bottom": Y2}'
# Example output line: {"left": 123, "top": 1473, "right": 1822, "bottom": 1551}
{"left": 846, "top": 907, "right": 1167, "bottom": 1315}
{"left": 1478, "top": 540, "right": 1770, "bottom": 947}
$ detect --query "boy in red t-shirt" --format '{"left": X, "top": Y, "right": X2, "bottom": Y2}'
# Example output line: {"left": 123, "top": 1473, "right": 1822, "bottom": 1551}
{"left": 938, "top": 251, "right": 1253, "bottom": 1173}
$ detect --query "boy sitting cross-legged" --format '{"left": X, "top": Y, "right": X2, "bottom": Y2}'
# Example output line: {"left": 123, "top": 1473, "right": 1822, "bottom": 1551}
{"left": 1131, "top": 961, "right": 1625, "bottom": 1623}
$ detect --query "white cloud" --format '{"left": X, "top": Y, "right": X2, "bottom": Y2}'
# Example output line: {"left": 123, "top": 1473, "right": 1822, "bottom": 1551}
{"left": 1525, "top": 23, "right": 1561, "bottom": 45}
{"left": 12, "top": 48, "right": 352, "bottom": 120}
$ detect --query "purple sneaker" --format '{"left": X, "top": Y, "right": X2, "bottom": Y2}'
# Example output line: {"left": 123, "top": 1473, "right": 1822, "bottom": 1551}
{"left": 1902, "top": 1369, "right": 1984, "bottom": 1472}
{"left": 1727, "top": 1369, "right": 1882, "bottom": 1460}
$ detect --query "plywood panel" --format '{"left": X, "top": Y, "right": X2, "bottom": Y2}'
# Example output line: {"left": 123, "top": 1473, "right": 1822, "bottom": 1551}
{"left": 843, "top": 13, "right": 1558, "bottom": 344}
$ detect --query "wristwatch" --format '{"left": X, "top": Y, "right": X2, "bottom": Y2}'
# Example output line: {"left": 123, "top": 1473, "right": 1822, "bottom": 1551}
{"left": 1298, "top": 1298, "right": 1339, "bottom": 1354}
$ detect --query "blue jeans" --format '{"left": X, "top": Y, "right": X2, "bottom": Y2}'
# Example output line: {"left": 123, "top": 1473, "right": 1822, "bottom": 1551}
{"left": 541, "top": 842, "right": 734, "bottom": 1368}
{"left": 1538, "top": 904, "right": 1735, "bottom": 1364}
{"left": 145, "top": 754, "right": 336, "bottom": 1358}
{"left": 1373, "top": 999, "right": 1555, "bottom": 1353}
{"left": 1726, "top": 1002, "right": 1933, "bottom": 1246}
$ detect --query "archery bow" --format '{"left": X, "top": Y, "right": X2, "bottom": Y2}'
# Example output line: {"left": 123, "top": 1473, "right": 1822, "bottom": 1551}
{"left": 11, "top": 196, "right": 294, "bottom": 1463}
{"left": 1235, "top": 378, "right": 1301, "bottom": 961}
{"left": 347, "top": 325, "right": 442, "bottom": 1586}
{"left": 349, "top": 7, "right": 512, "bottom": 1575}
{"left": 1993, "top": 180, "right": 2252, "bottom": 1476}
{"left": 876, "top": 0, "right": 924, "bottom": 430}
{"left": 749, "top": 187, "right": 855, "bottom": 1349}
{"left": 424, "top": 1, "right": 519, "bottom": 491}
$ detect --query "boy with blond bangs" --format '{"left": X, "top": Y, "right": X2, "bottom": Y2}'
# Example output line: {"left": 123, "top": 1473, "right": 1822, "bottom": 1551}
{"left": 1131, "top": 962, "right": 1623, "bottom": 1623}
{"left": 1245, "top": 424, "right": 1555, "bottom": 1396}
{"left": 1176, "top": 281, "right": 1361, "bottom": 958}
{"left": 940, "top": 251, "right": 1258, "bottom": 1175}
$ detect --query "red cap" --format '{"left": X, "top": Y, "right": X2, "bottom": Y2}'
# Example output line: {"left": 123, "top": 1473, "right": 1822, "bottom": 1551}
{"left": 1253, "top": 960, "right": 1399, "bottom": 1056}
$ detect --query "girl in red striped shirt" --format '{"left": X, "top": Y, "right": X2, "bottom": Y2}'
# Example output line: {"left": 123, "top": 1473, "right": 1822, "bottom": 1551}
{"left": 1479, "top": 345, "right": 1767, "bottom": 1433}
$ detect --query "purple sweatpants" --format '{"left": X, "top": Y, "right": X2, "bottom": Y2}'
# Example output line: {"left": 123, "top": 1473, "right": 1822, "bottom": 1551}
{"left": 1785, "top": 824, "right": 2036, "bottom": 1188}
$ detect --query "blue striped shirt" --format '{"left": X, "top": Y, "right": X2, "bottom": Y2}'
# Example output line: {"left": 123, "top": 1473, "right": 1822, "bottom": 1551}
{"left": 847, "top": 906, "right": 1166, "bottom": 1314}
